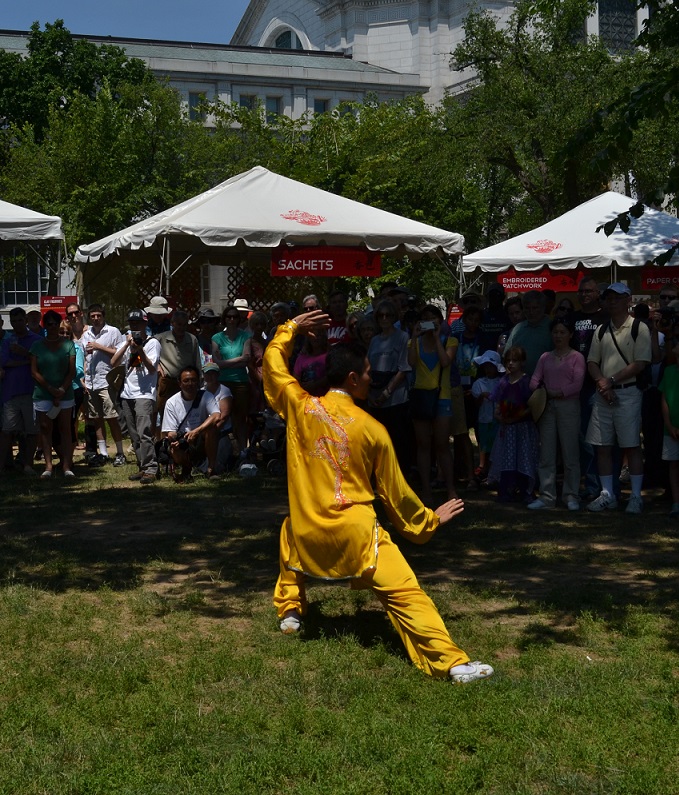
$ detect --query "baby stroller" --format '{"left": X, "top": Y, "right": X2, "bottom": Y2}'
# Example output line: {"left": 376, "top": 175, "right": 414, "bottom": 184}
{"left": 249, "top": 408, "right": 286, "bottom": 476}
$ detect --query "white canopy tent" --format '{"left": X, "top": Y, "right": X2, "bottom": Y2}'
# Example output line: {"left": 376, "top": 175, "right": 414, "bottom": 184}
{"left": 463, "top": 191, "right": 679, "bottom": 274}
{"left": 0, "top": 198, "right": 64, "bottom": 242}
{"left": 0, "top": 199, "right": 65, "bottom": 310}
{"left": 75, "top": 166, "right": 464, "bottom": 293}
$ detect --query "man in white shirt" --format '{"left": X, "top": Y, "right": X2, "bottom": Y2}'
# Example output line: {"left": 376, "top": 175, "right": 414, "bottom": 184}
{"left": 202, "top": 362, "right": 233, "bottom": 476}
{"left": 161, "top": 366, "right": 220, "bottom": 482}
{"left": 111, "top": 309, "right": 161, "bottom": 484}
{"left": 81, "top": 303, "right": 126, "bottom": 466}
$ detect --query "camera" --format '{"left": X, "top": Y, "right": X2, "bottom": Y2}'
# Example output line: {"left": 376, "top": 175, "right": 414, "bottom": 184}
{"left": 131, "top": 331, "right": 144, "bottom": 345}
{"left": 175, "top": 433, "right": 190, "bottom": 451}
{"left": 420, "top": 320, "right": 436, "bottom": 332}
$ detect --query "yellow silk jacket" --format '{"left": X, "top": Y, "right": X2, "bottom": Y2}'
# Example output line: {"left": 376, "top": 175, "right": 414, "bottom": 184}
{"left": 263, "top": 321, "right": 440, "bottom": 580}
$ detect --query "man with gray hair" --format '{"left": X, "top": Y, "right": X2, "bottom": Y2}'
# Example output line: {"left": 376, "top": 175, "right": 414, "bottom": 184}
{"left": 302, "top": 295, "right": 320, "bottom": 312}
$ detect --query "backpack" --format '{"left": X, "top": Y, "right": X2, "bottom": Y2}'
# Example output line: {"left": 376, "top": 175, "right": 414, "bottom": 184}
{"left": 597, "top": 319, "right": 651, "bottom": 391}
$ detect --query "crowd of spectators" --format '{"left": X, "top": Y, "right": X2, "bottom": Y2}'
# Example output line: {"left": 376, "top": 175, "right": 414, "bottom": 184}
{"left": 1, "top": 278, "right": 678, "bottom": 515}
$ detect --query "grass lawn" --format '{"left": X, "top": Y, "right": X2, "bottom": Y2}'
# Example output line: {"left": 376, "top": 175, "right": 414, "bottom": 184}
{"left": 0, "top": 458, "right": 678, "bottom": 794}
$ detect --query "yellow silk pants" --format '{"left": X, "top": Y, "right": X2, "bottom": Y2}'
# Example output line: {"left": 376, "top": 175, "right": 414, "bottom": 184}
{"left": 274, "top": 523, "right": 470, "bottom": 678}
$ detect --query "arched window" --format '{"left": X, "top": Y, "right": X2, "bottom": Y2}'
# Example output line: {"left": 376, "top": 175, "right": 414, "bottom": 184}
{"left": 274, "top": 30, "right": 303, "bottom": 50}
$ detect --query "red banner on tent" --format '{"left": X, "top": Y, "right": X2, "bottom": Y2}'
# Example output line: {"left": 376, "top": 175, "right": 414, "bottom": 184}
{"left": 271, "top": 246, "right": 381, "bottom": 278}
{"left": 640, "top": 265, "right": 679, "bottom": 291}
{"left": 40, "top": 295, "right": 78, "bottom": 319}
{"left": 497, "top": 266, "right": 588, "bottom": 292}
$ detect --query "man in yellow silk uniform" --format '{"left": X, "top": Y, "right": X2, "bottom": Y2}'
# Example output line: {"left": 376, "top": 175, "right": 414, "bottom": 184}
{"left": 263, "top": 310, "right": 493, "bottom": 683}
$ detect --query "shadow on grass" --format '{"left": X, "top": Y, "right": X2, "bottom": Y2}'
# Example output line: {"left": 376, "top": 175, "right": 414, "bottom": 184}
{"left": 1, "top": 471, "right": 679, "bottom": 650}
{"left": 0, "top": 471, "right": 285, "bottom": 606}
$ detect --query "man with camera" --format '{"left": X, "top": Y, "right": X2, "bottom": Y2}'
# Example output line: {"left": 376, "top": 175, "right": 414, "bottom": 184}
{"left": 111, "top": 310, "right": 161, "bottom": 484}
{"left": 161, "top": 365, "right": 220, "bottom": 482}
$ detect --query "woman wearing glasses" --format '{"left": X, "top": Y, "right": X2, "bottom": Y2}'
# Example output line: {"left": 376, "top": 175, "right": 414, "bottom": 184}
{"left": 212, "top": 306, "right": 252, "bottom": 459}
{"left": 30, "top": 310, "right": 77, "bottom": 478}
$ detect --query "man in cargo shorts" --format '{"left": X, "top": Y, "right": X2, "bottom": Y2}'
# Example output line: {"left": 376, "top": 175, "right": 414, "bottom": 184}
{"left": 586, "top": 283, "right": 651, "bottom": 514}
{"left": 82, "top": 304, "right": 126, "bottom": 466}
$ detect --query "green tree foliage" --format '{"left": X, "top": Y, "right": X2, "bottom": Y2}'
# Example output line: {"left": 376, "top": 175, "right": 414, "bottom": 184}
{"left": 450, "top": 0, "right": 621, "bottom": 224}
{"left": 1, "top": 81, "right": 189, "bottom": 246}
{"left": 0, "top": 20, "right": 150, "bottom": 141}
{"left": 566, "top": 1, "right": 679, "bottom": 206}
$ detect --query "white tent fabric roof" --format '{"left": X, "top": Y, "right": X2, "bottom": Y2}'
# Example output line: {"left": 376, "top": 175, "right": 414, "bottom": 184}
{"left": 463, "top": 191, "right": 679, "bottom": 272}
{"left": 75, "top": 166, "right": 463, "bottom": 263}
{"left": 0, "top": 198, "right": 63, "bottom": 241}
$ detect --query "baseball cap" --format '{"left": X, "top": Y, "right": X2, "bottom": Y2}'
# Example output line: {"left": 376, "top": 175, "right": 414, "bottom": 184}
{"left": 603, "top": 282, "right": 631, "bottom": 296}
{"left": 202, "top": 362, "right": 219, "bottom": 374}
{"left": 128, "top": 309, "right": 147, "bottom": 322}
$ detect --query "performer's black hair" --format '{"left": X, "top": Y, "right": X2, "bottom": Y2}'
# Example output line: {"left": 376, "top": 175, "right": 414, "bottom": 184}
{"left": 326, "top": 342, "right": 368, "bottom": 387}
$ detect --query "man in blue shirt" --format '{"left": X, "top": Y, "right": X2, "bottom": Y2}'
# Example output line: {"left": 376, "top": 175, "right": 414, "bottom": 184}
{"left": 0, "top": 307, "right": 43, "bottom": 474}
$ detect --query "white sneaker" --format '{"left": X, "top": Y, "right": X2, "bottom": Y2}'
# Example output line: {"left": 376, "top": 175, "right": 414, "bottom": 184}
{"left": 619, "top": 465, "right": 630, "bottom": 484}
{"left": 626, "top": 494, "right": 643, "bottom": 514}
{"left": 566, "top": 498, "right": 580, "bottom": 511}
{"left": 279, "top": 611, "right": 301, "bottom": 635}
{"left": 587, "top": 490, "right": 618, "bottom": 512}
{"left": 527, "top": 499, "right": 551, "bottom": 510}
{"left": 450, "top": 660, "right": 494, "bottom": 683}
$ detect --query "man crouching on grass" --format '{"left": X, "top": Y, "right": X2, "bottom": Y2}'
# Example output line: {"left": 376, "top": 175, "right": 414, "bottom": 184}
{"left": 262, "top": 309, "right": 494, "bottom": 684}
{"left": 161, "top": 366, "right": 219, "bottom": 483}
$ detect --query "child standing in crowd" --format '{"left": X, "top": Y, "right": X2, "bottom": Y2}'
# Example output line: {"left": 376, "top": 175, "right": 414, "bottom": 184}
{"left": 660, "top": 329, "right": 679, "bottom": 517}
{"left": 488, "top": 346, "right": 539, "bottom": 503}
{"left": 471, "top": 350, "right": 504, "bottom": 485}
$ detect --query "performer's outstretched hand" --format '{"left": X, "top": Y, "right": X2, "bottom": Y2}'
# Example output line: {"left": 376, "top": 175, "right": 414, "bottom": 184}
{"left": 435, "top": 498, "right": 465, "bottom": 525}
{"left": 292, "top": 309, "right": 331, "bottom": 336}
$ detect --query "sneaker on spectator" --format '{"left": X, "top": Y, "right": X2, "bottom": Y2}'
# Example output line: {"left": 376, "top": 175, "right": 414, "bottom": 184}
{"left": 669, "top": 503, "right": 679, "bottom": 518}
{"left": 566, "top": 498, "right": 580, "bottom": 511}
{"left": 586, "top": 490, "right": 618, "bottom": 512}
{"left": 527, "top": 499, "right": 551, "bottom": 510}
{"left": 625, "top": 494, "right": 643, "bottom": 514}
{"left": 619, "top": 465, "right": 630, "bottom": 484}
{"left": 113, "top": 453, "right": 127, "bottom": 467}
{"left": 88, "top": 453, "right": 108, "bottom": 468}
{"left": 128, "top": 471, "right": 143, "bottom": 481}
{"left": 139, "top": 472, "right": 156, "bottom": 485}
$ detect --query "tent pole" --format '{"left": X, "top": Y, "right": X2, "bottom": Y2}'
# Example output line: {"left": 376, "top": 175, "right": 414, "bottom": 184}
{"left": 166, "top": 238, "right": 172, "bottom": 295}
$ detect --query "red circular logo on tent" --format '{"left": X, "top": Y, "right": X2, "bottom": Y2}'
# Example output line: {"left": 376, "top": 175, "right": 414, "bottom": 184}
{"left": 281, "top": 210, "right": 327, "bottom": 226}
{"left": 526, "top": 239, "right": 563, "bottom": 254}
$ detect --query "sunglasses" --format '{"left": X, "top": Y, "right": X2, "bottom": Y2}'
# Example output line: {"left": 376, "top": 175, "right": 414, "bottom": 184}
{"left": 659, "top": 295, "right": 677, "bottom": 301}
{"left": 66, "top": 310, "right": 81, "bottom": 317}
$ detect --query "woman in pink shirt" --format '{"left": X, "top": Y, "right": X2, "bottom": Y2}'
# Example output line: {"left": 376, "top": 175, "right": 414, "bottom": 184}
{"left": 528, "top": 317, "right": 586, "bottom": 511}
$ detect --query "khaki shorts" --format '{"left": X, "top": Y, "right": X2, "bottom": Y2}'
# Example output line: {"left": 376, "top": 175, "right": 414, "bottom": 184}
{"left": 585, "top": 388, "right": 642, "bottom": 449}
{"left": 2, "top": 394, "right": 38, "bottom": 434}
{"left": 662, "top": 435, "right": 679, "bottom": 462}
{"left": 84, "top": 387, "right": 119, "bottom": 420}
